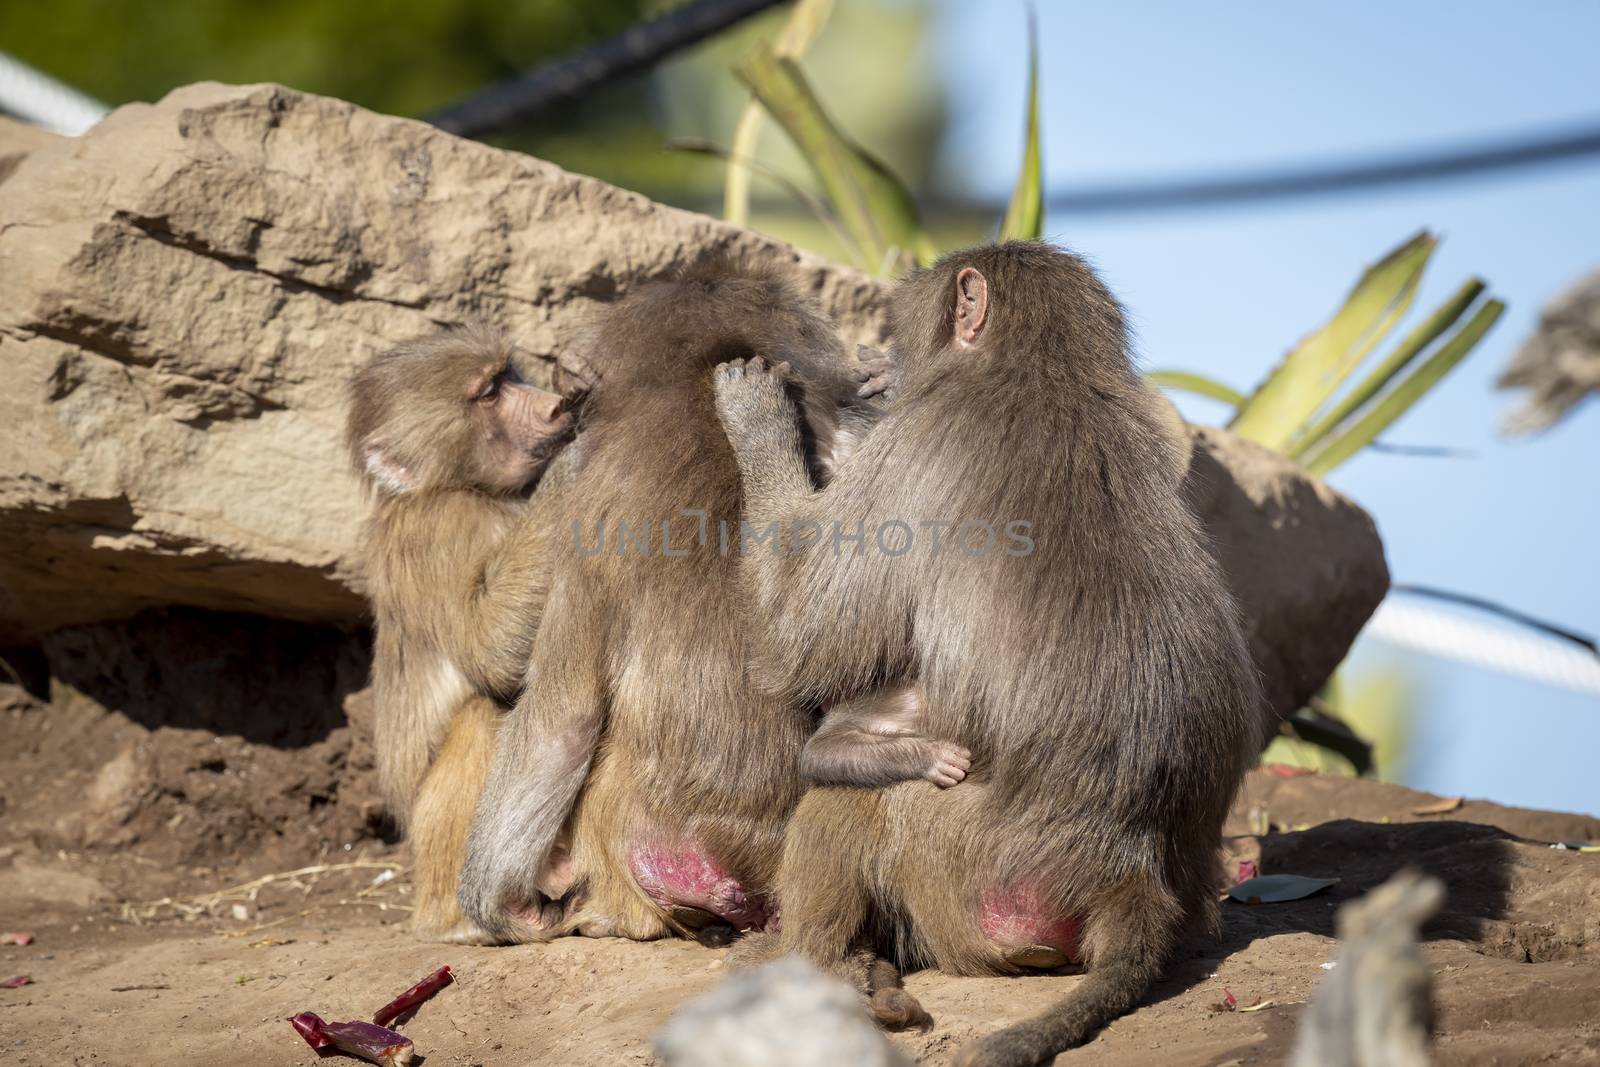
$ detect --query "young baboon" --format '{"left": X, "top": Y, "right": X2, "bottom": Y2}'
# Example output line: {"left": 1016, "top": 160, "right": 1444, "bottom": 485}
{"left": 712, "top": 241, "right": 1263, "bottom": 1064}
{"left": 458, "top": 264, "right": 886, "bottom": 945}
{"left": 348, "top": 325, "right": 586, "bottom": 942}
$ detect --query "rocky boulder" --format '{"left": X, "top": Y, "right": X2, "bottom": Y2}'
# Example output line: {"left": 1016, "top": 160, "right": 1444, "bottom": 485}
{"left": 0, "top": 82, "right": 1385, "bottom": 724}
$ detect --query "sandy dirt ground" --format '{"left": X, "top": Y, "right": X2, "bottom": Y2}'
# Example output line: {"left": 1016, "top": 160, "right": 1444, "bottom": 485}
{"left": 3, "top": 677, "right": 1599, "bottom": 1065}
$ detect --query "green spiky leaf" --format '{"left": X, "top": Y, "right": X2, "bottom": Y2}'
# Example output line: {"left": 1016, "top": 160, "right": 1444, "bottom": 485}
{"left": 1230, "top": 231, "right": 1436, "bottom": 449}
{"left": 1291, "top": 279, "right": 1487, "bottom": 459}
{"left": 1288, "top": 707, "right": 1373, "bottom": 776}
{"left": 724, "top": 0, "right": 834, "bottom": 228}
{"left": 998, "top": 9, "right": 1043, "bottom": 241}
{"left": 1145, "top": 370, "right": 1245, "bottom": 409}
{"left": 1303, "top": 298, "right": 1505, "bottom": 474}
{"left": 735, "top": 41, "right": 936, "bottom": 274}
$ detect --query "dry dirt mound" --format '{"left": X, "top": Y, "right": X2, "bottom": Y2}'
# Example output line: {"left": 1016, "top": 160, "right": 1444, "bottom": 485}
{"left": 2, "top": 731, "right": 1597, "bottom": 1066}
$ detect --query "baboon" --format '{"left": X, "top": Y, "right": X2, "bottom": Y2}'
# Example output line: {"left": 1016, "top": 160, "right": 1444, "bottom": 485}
{"left": 711, "top": 241, "right": 1263, "bottom": 1065}
{"left": 458, "top": 264, "right": 887, "bottom": 945}
{"left": 348, "top": 326, "right": 588, "bottom": 942}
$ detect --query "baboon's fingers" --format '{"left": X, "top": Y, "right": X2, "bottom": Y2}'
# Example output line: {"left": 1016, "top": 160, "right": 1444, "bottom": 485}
{"left": 925, "top": 741, "right": 972, "bottom": 787}
{"left": 555, "top": 352, "right": 600, "bottom": 397}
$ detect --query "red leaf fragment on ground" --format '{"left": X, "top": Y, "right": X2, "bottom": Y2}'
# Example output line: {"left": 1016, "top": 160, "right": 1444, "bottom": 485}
{"left": 372, "top": 965, "right": 454, "bottom": 1027}
{"left": 0, "top": 932, "right": 33, "bottom": 946}
{"left": 289, "top": 1012, "right": 413, "bottom": 1067}
{"left": 2, "top": 975, "right": 32, "bottom": 988}
{"left": 1235, "top": 860, "right": 1258, "bottom": 884}
{"left": 1220, "top": 987, "right": 1237, "bottom": 1011}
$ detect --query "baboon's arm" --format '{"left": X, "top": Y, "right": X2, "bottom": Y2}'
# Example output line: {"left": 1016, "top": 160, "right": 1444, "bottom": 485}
{"left": 457, "top": 575, "right": 605, "bottom": 942}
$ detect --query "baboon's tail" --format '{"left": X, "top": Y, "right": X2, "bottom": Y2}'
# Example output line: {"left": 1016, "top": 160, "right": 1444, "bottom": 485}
{"left": 951, "top": 872, "right": 1179, "bottom": 1066}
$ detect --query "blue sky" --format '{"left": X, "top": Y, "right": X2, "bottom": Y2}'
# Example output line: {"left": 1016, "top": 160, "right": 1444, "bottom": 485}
{"left": 929, "top": 0, "right": 1599, "bottom": 815}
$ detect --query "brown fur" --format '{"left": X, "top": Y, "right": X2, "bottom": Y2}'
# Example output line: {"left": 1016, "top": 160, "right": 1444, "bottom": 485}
{"left": 711, "top": 241, "right": 1264, "bottom": 1064}
{"left": 458, "top": 265, "right": 881, "bottom": 943}
{"left": 348, "top": 326, "right": 579, "bottom": 942}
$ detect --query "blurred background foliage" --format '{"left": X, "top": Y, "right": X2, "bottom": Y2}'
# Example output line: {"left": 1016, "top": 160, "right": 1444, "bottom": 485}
{"left": 0, "top": 0, "right": 971, "bottom": 260}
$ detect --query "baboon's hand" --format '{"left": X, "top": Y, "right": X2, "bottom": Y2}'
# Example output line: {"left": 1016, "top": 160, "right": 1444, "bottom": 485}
{"left": 711, "top": 356, "right": 797, "bottom": 453}
{"left": 555, "top": 351, "right": 601, "bottom": 398}
{"left": 921, "top": 740, "right": 972, "bottom": 788}
{"left": 852, "top": 344, "right": 899, "bottom": 402}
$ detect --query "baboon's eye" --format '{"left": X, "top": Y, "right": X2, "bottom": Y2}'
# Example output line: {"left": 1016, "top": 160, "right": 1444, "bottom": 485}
{"left": 476, "top": 375, "right": 501, "bottom": 402}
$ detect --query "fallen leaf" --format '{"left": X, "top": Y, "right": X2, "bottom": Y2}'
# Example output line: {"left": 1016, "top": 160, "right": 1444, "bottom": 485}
{"left": 1227, "top": 874, "right": 1339, "bottom": 905}
{"left": 1412, "top": 796, "right": 1463, "bottom": 816}
{"left": 289, "top": 1012, "right": 413, "bottom": 1067}
{"left": 371, "top": 965, "right": 453, "bottom": 1027}
{"left": 1239, "top": 999, "right": 1277, "bottom": 1013}
{"left": 0, "top": 932, "right": 33, "bottom": 946}
{"left": 2, "top": 975, "right": 32, "bottom": 988}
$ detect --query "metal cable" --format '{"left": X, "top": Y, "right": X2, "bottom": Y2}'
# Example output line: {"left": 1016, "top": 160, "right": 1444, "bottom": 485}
{"left": 0, "top": 50, "right": 108, "bottom": 135}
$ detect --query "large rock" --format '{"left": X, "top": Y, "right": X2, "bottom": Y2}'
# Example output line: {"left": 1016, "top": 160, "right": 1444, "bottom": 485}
{"left": 0, "top": 82, "right": 1385, "bottom": 724}
{"left": 0, "top": 82, "right": 889, "bottom": 643}
{"left": 1183, "top": 426, "right": 1389, "bottom": 722}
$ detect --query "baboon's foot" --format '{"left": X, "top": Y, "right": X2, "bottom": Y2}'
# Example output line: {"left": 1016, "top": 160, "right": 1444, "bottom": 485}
{"left": 510, "top": 889, "right": 583, "bottom": 937}
{"left": 725, "top": 930, "right": 783, "bottom": 970}
{"left": 413, "top": 916, "right": 496, "bottom": 946}
{"left": 865, "top": 957, "right": 932, "bottom": 1031}
{"left": 871, "top": 987, "right": 933, "bottom": 1031}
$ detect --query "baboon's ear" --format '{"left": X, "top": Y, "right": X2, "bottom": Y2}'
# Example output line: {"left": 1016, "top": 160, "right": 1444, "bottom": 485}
{"left": 363, "top": 441, "right": 417, "bottom": 494}
{"left": 951, "top": 267, "right": 989, "bottom": 349}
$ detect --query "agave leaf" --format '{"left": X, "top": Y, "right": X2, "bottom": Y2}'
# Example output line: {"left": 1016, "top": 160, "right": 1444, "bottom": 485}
{"left": 735, "top": 41, "right": 936, "bottom": 274}
{"left": 1288, "top": 706, "right": 1373, "bottom": 776}
{"left": 724, "top": 0, "right": 834, "bottom": 228}
{"left": 1145, "top": 370, "right": 1245, "bottom": 408}
{"left": 1304, "top": 297, "right": 1505, "bottom": 475}
{"left": 668, "top": 139, "right": 864, "bottom": 262}
{"left": 669, "top": 138, "right": 862, "bottom": 262}
{"left": 1291, "top": 279, "right": 1487, "bottom": 459}
{"left": 998, "top": 8, "right": 1043, "bottom": 241}
{"left": 1230, "top": 231, "right": 1436, "bottom": 449}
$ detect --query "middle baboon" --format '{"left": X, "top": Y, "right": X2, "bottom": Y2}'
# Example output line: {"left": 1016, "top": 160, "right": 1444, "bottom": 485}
{"left": 459, "top": 263, "right": 884, "bottom": 943}
{"left": 712, "top": 241, "right": 1263, "bottom": 1065}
